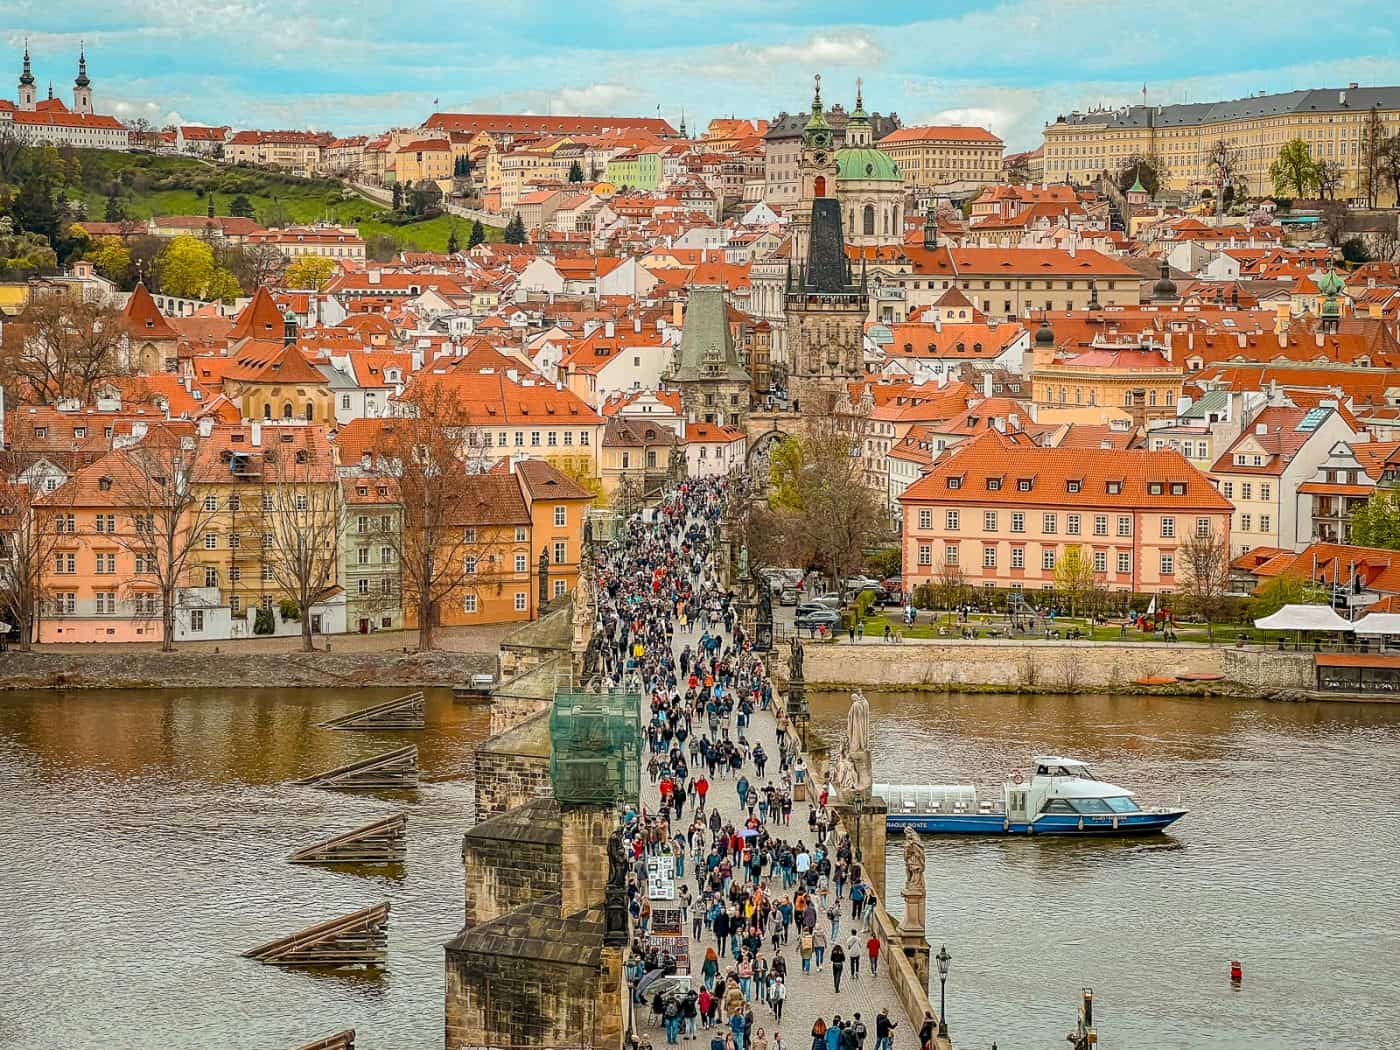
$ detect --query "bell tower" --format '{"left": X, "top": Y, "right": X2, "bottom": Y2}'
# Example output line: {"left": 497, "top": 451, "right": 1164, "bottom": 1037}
{"left": 17, "top": 40, "right": 36, "bottom": 112}
{"left": 791, "top": 73, "right": 839, "bottom": 266}
{"left": 73, "top": 43, "right": 92, "bottom": 116}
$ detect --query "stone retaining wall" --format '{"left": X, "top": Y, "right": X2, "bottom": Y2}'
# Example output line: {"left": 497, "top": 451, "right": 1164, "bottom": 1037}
{"left": 1222, "top": 647, "right": 1315, "bottom": 692}
{"left": 0, "top": 647, "right": 493, "bottom": 691}
{"left": 803, "top": 640, "right": 1227, "bottom": 692}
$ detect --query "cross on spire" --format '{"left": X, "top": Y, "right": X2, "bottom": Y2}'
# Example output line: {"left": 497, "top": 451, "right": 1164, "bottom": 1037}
{"left": 813, "top": 72, "right": 822, "bottom": 107}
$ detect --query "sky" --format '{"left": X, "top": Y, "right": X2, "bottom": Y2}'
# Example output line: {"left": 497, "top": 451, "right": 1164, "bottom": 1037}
{"left": 4, "top": 0, "right": 1399, "bottom": 150}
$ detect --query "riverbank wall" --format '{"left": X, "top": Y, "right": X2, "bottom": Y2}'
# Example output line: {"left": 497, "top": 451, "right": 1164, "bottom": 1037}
{"left": 0, "top": 647, "right": 494, "bottom": 691}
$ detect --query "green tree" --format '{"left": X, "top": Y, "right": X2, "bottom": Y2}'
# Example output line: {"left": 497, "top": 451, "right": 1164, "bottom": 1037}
{"left": 503, "top": 213, "right": 527, "bottom": 245}
{"left": 87, "top": 238, "right": 132, "bottom": 283}
{"left": 468, "top": 219, "right": 486, "bottom": 248}
{"left": 11, "top": 176, "right": 59, "bottom": 242}
{"left": 1349, "top": 488, "right": 1400, "bottom": 550}
{"left": 228, "top": 194, "right": 255, "bottom": 218}
{"left": 1270, "top": 139, "right": 1319, "bottom": 198}
{"left": 568, "top": 160, "right": 584, "bottom": 183}
{"left": 104, "top": 191, "right": 126, "bottom": 223}
{"left": 285, "top": 255, "right": 337, "bottom": 292}
{"left": 1254, "top": 574, "right": 1328, "bottom": 618}
{"left": 156, "top": 234, "right": 217, "bottom": 298}
{"left": 391, "top": 182, "right": 404, "bottom": 212}
{"left": 1053, "top": 544, "right": 1097, "bottom": 617}
{"left": 1116, "top": 153, "right": 1168, "bottom": 197}
{"left": 445, "top": 220, "right": 460, "bottom": 255}
{"left": 205, "top": 267, "right": 243, "bottom": 304}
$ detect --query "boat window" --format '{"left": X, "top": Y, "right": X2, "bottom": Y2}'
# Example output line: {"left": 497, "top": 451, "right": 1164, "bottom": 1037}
{"left": 1103, "top": 797, "right": 1140, "bottom": 814}
{"left": 1071, "top": 798, "right": 1113, "bottom": 814}
{"left": 1043, "top": 799, "right": 1076, "bottom": 813}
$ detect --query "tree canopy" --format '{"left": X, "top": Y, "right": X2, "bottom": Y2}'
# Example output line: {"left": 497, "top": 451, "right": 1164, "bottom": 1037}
{"left": 1270, "top": 139, "right": 1319, "bottom": 198}
{"left": 1349, "top": 488, "right": 1400, "bottom": 550}
{"left": 285, "top": 254, "right": 338, "bottom": 292}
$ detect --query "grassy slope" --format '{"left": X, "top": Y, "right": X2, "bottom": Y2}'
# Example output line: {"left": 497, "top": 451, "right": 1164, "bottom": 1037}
{"left": 73, "top": 152, "right": 500, "bottom": 251}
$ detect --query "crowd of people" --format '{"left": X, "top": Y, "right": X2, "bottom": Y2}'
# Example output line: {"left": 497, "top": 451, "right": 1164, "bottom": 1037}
{"left": 591, "top": 480, "right": 925, "bottom": 1050}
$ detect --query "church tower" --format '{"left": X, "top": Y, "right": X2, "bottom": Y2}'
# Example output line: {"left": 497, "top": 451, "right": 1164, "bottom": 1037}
{"left": 17, "top": 41, "right": 36, "bottom": 112}
{"left": 73, "top": 43, "right": 92, "bottom": 116}
{"left": 790, "top": 73, "right": 839, "bottom": 267}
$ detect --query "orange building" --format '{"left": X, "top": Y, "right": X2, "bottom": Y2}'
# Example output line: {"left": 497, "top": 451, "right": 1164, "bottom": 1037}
{"left": 900, "top": 430, "right": 1232, "bottom": 596}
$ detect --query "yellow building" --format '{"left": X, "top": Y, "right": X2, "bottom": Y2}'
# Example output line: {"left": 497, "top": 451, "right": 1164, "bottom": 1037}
{"left": 877, "top": 125, "right": 1004, "bottom": 189}
{"left": 1043, "top": 86, "right": 1400, "bottom": 203}
{"left": 498, "top": 145, "right": 575, "bottom": 211}
{"left": 390, "top": 137, "right": 453, "bottom": 186}
{"left": 1031, "top": 344, "right": 1184, "bottom": 426}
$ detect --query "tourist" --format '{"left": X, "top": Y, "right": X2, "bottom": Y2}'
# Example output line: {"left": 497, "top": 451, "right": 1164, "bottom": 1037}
{"left": 753, "top": 1027, "right": 769, "bottom": 1050}
{"left": 829, "top": 940, "right": 846, "bottom": 992}
{"left": 810, "top": 1018, "right": 827, "bottom": 1050}
{"left": 846, "top": 932, "right": 861, "bottom": 978}
{"left": 866, "top": 933, "right": 881, "bottom": 976}
{"left": 918, "top": 1011, "right": 936, "bottom": 1050}
{"left": 769, "top": 973, "right": 786, "bottom": 1020}
{"left": 850, "top": 1013, "right": 867, "bottom": 1049}
{"left": 813, "top": 926, "right": 828, "bottom": 970}
{"left": 874, "top": 1009, "right": 897, "bottom": 1050}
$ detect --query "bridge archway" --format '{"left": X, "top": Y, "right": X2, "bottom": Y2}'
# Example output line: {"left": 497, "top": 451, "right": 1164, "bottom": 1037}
{"left": 746, "top": 428, "right": 791, "bottom": 481}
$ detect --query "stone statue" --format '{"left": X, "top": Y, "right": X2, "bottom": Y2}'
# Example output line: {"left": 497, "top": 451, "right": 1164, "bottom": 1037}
{"left": 738, "top": 544, "right": 750, "bottom": 579}
{"left": 607, "top": 827, "right": 628, "bottom": 889}
{"left": 581, "top": 631, "right": 604, "bottom": 686}
{"left": 537, "top": 548, "right": 549, "bottom": 607}
{"left": 788, "top": 636, "right": 804, "bottom": 682}
{"left": 846, "top": 690, "right": 871, "bottom": 755}
{"left": 604, "top": 826, "right": 630, "bottom": 947}
{"left": 582, "top": 515, "right": 594, "bottom": 552}
{"left": 833, "top": 747, "right": 858, "bottom": 792}
{"left": 757, "top": 584, "right": 773, "bottom": 626}
{"left": 903, "top": 825, "right": 925, "bottom": 885}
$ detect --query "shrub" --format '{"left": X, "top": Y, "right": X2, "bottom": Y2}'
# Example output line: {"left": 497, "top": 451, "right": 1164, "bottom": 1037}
{"left": 253, "top": 607, "right": 276, "bottom": 635}
{"left": 278, "top": 598, "right": 301, "bottom": 622}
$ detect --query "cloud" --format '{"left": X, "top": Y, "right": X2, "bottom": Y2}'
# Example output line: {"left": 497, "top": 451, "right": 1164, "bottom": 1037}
{"left": 751, "top": 32, "right": 883, "bottom": 67}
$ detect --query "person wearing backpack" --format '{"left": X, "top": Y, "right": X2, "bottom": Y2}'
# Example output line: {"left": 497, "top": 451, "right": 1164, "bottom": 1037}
{"left": 664, "top": 995, "right": 682, "bottom": 1044}
{"left": 799, "top": 929, "right": 814, "bottom": 973}
{"left": 829, "top": 941, "right": 846, "bottom": 992}
{"left": 850, "top": 1013, "right": 868, "bottom": 1050}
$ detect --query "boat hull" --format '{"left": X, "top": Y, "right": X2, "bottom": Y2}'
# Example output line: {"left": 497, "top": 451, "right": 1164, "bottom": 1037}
{"left": 887, "top": 809, "right": 1188, "bottom": 835}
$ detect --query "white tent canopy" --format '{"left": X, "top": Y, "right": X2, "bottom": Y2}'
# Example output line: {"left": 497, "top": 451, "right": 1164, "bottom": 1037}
{"left": 1350, "top": 613, "right": 1400, "bottom": 636}
{"left": 1253, "top": 604, "right": 1354, "bottom": 632}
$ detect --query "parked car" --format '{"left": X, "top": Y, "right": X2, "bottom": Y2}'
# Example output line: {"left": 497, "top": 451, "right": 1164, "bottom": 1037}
{"left": 795, "top": 607, "right": 841, "bottom": 630}
{"left": 812, "top": 592, "right": 844, "bottom": 609}
{"left": 844, "top": 575, "right": 881, "bottom": 594}
{"left": 778, "top": 586, "right": 801, "bottom": 606}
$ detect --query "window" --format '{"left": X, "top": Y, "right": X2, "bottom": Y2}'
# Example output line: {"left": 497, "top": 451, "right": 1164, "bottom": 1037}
{"left": 986, "top": 477, "right": 1002, "bottom": 491}
{"left": 918, "top": 543, "right": 932, "bottom": 566}
{"left": 204, "top": 533, "right": 218, "bottom": 550}
{"left": 1067, "top": 480, "right": 1081, "bottom": 494}
{"left": 294, "top": 494, "right": 308, "bottom": 511}
{"left": 514, "top": 554, "right": 527, "bottom": 573}
{"left": 262, "top": 494, "right": 274, "bottom": 511}
{"left": 1011, "top": 512, "right": 1025, "bottom": 533}
{"left": 563, "top": 431, "right": 573, "bottom": 446}
{"left": 1011, "top": 547, "right": 1025, "bottom": 569}
{"left": 514, "top": 431, "right": 524, "bottom": 447}
{"left": 580, "top": 431, "right": 590, "bottom": 446}
{"left": 1043, "top": 513, "right": 1057, "bottom": 534}
{"left": 381, "top": 580, "right": 392, "bottom": 596}
{"left": 203, "top": 495, "right": 218, "bottom": 511}
{"left": 1260, "top": 515, "right": 1272, "bottom": 532}
{"left": 358, "top": 578, "right": 369, "bottom": 595}
{"left": 918, "top": 509, "right": 932, "bottom": 530}
{"left": 1042, "top": 549, "right": 1056, "bottom": 571}
{"left": 229, "top": 566, "right": 241, "bottom": 583}
{"left": 464, "top": 594, "right": 478, "bottom": 613}
{"left": 944, "top": 545, "right": 958, "bottom": 566}
{"left": 1093, "top": 515, "right": 1108, "bottom": 537}
{"left": 1241, "top": 482, "right": 1253, "bottom": 501}
{"left": 1160, "top": 517, "right": 1175, "bottom": 538}
{"left": 983, "top": 511, "right": 998, "bottom": 532}
{"left": 1067, "top": 514, "right": 1081, "bottom": 536}
{"left": 228, "top": 495, "right": 241, "bottom": 512}
{"left": 1170, "top": 482, "right": 1186, "bottom": 496}
{"left": 514, "top": 591, "right": 528, "bottom": 612}
{"left": 463, "top": 527, "right": 477, "bottom": 544}
{"left": 1160, "top": 553, "right": 1175, "bottom": 576}
{"left": 621, "top": 452, "right": 631, "bottom": 469}
{"left": 55, "top": 514, "right": 75, "bottom": 534}
{"left": 262, "top": 531, "right": 274, "bottom": 549}
{"left": 550, "top": 540, "right": 566, "bottom": 564}
{"left": 1222, "top": 482, "right": 1233, "bottom": 499}
{"left": 357, "top": 515, "right": 369, "bottom": 534}
{"left": 262, "top": 565, "right": 274, "bottom": 582}
{"left": 983, "top": 546, "right": 997, "bottom": 568}
{"left": 95, "top": 591, "right": 116, "bottom": 614}
{"left": 554, "top": 506, "right": 567, "bottom": 527}
{"left": 1117, "top": 551, "right": 1131, "bottom": 575}
{"left": 1106, "top": 481, "right": 1122, "bottom": 495}
{"left": 342, "top": 394, "right": 352, "bottom": 410}
{"left": 228, "top": 533, "right": 241, "bottom": 550}
{"left": 1017, "top": 479, "right": 1032, "bottom": 492}
{"left": 1261, "top": 483, "right": 1271, "bottom": 501}
{"left": 946, "top": 510, "right": 959, "bottom": 530}
{"left": 1093, "top": 551, "right": 1107, "bottom": 572}
{"left": 357, "top": 547, "right": 370, "bottom": 565}
{"left": 464, "top": 555, "right": 478, "bottom": 574}
{"left": 1148, "top": 482, "right": 1164, "bottom": 496}
{"left": 1117, "top": 516, "right": 1132, "bottom": 537}
{"left": 530, "top": 431, "right": 541, "bottom": 447}
{"left": 95, "top": 552, "right": 116, "bottom": 574}
{"left": 189, "top": 609, "right": 205, "bottom": 633}
{"left": 381, "top": 546, "right": 393, "bottom": 564}
{"left": 1196, "top": 518, "right": 1211, "bottom": 539}
{"left": 554, "top": 578, "right": 567, "bottom": 597}
{"left": 1240, "top": 514, "right": 1252, "bottom": 531}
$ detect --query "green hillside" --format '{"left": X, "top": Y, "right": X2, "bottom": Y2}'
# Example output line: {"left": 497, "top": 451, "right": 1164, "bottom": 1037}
{"left": 64, "top": 150, "right": 498, "bottom": 253}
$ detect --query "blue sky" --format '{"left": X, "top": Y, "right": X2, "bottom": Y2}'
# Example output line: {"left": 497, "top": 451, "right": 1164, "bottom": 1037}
{"left": 4, "top": 1, "right": 1398, "bottom": 149}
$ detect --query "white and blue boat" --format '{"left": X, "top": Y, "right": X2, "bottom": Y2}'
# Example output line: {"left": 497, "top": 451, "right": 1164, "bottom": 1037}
{"left": 876, "top": 756, "right": 1188, "bottom": 836}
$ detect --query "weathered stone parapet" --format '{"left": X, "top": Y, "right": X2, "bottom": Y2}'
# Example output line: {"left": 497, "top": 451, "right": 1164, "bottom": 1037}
{"left": 462, "top": 798, "right": 562, "bottom": 927}
{"left": 0, "top": 647, "right": 493, "bottom": 691}
{"left": 1222, "top": 647, "right": 1314, "bottom": 692}
{"left": 472, "top": 708, "right": 552, "bottom": 821}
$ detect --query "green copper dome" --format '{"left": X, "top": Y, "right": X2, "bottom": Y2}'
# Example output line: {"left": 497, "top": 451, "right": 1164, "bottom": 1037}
{"left": 836, "top": 146, "right": 901, "bottom": 182}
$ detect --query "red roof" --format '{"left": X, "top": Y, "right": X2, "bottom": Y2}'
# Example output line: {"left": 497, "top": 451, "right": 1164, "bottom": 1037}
{"left": 122, "top": 283, "right": 179, "bottom": 341}
{"left": 423, "top": 112, "right": 677, "bottom": 137}
{"left": 879, "top": 125, "right": 1003, "bottom": 146}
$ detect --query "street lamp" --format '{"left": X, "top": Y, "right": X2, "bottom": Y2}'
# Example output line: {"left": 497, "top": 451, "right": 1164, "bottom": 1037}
{"left": 935, "top": 943, "right": 951, "bottom": 1039}
{"left": 850, "top": 791, "right": 866, "bottom": 863}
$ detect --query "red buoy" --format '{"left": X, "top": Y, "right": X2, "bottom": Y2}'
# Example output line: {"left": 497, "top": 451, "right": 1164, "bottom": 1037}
{"left": 1230, "top": 960, "right": 1243, "bottom": 981}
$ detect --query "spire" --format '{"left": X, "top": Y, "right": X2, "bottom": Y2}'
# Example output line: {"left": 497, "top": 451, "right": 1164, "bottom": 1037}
{"left": 75, "top": 41, "right": 90, "bottom": 88}
{"left": 47, "top": 80, "right": 53, "bottom": 100}
{"left": 922, "top": 203, "right": 938, "bottom": 250}
{"left": 855, "top": 76, "right": 864, "bottom": 114}
{"left": 679, "top": 108, "right": 687, "bottom": 139}
{"left": 20, "top": 39, "right": 34, "bottom": 87}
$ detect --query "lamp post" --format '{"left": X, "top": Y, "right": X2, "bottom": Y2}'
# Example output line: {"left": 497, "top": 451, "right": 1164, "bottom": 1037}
{"left": 850, "top": 790, "right": 866, "bottom": 862}
{"left": 936, "top": 943, "right": 951, "bottom": 1039}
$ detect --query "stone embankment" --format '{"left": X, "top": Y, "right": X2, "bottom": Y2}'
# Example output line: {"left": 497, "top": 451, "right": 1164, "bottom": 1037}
{"left": 0, "top": 647, "right": 494, "bottom": 691}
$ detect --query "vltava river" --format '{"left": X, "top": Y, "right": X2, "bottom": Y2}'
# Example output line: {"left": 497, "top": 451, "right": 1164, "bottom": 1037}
{"left": 810, "top": 690, "right": 1400, "bottom": 1050}
{"left": 0, "top": 687, "right": 489, "bottom": 1049}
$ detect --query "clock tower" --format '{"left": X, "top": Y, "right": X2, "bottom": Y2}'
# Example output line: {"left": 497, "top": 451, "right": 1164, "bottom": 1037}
{"left": 791, "top": 73, "right": 839, "bottom": 266}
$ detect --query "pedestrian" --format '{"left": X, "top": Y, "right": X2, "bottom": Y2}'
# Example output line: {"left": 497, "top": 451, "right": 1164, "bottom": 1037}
{"left": 829, "top": 942, "right": 845, "bottom": 992}
{"left": 846, "top": 932, "right": 861, "bottom": 978}
{"left": 810, "top": 1019, "right": 827, "bottom": 1050}
{"left": 866, "top": 933, "right": 881, "bottom": 976}
{"left": 918, "top": 1011, "right": 936, "bottom": 1050}
{"left": 770, "top": 975, "right": 785, "bottom": 1021}
{"left": 813, "top": 927, "right": 828, "bottom": 971}
{"left": 874, "top": 1008, "right": 897, "bottom": 1050}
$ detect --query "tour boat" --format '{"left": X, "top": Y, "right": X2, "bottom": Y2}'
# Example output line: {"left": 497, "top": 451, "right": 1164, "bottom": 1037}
{"left": 876, "top": 756, "right": 1188, "bottom": 836}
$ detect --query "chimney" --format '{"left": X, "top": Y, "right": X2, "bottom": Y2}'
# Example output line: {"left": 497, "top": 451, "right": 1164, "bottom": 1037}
{"left": 633, "top": 315, "right": 642, "bottom": 333}
{"left": 604, "top": 320, "right": 615, "bottom": 337}
{"left": 361, "top": 451, "right": 371, "bottom": 469}
{"left": 368, "top": 270, "right": 381, "bottom": 285}
{"left": 250, "top": 422, "right": 262, "bottom": 446}
{"left": 983, "top": 372, "right": 993, "bottom": 398}
{"left": 197, "top": 417, "right": 213, "bottom": 438}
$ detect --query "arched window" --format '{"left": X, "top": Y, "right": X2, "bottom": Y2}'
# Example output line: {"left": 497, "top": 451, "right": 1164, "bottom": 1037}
{"left": 894, "top": 205, "right": 901, "bottom": 233}
{"left": 263, "top": 404, "right": 271, "bottom": 420}
{"left": 814, "top": 176, "right": 826, "bottom": 197}
{"left": 305, "top": 402, "right": 314, "bottom": 420}
{"left": 862, "top": 205, "right": 875, "bottom": 236}
{"left": 883, "top": 209, "right": 890, "bottom": 236}
{"left": 282, "top": 403, "right": 293, "bottom": 419}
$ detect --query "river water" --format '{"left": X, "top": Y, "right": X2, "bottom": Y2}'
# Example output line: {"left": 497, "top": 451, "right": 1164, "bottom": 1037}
{"left": 3, "top": 687, "right": 1397, "bottom": 1049}
{"left": 0, "top": 687, "right": 489, "bottom": 1050}
{"left": 810, "top": 690, "right": 1400, "bottom": 1050}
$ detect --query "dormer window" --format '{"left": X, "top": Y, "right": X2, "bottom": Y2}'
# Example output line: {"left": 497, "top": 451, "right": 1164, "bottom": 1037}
{"left": 1148, "top": 482, "right": 1165, "bottom": 495}
{"left": 1017, "top": 478, "right": 1033, "bottom": 492}
{"left": 947, "top": 476, "right": 962, "bottom": 490}
{"left": 986, "top": 477, "right": 1002, "bottom": 491}
{"left": 1170, "top": 482, "right": 1186, "bottom": 495}
{"left": 1067, "top": 480, "right": 1081, "bottom": 494}
{"left": 1107, "top": 480, "right": 1123, "bottom": 495}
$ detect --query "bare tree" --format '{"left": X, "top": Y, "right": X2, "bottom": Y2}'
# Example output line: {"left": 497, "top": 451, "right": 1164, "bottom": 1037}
{"left": 1316, "top": 160, "right": 1345, "bottom": 202}
{"left": 931, "top": 561, "right": 969, "bottom": 613}
{"left": 370, "top": 384, "right": 493, "bottom": 651}
{"left": 260, "top": 433, "right": 341, "bottom": 652}
{"left": 222, "top": 241, "right": 287, "bottom": 293}
{"left": 1361, "top": 106, "right": 1385, "bottom": 209}
{"left": 1178, "top": 528, "right": 1230, "bottom": 643}
{"left": 109, "top": 431, "right": 220, "bottom": 651}
{"left": 0, "top": 437, "right": 75, "bottom": 649}
{"left": 0, "top": 294, "right": 129, "bottom": 405}
{"left": 1202, "top": 139, "right": 1244, "bottom": 216}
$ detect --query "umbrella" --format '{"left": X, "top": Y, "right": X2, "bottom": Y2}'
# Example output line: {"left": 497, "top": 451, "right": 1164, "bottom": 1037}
{"left": 738, "top": 827, "right": 760, "bottom": 838}
{"left": 636, "top": 964, "right": 678, "bottom": 996}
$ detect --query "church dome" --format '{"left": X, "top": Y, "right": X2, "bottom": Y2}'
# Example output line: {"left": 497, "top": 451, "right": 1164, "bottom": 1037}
{"left": 835, "top": 146, "right": 901, "bottom": 183}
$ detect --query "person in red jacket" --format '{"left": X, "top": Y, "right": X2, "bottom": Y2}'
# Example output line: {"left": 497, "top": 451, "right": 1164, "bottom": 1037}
{"left": 696, "top": 775, "right": 710, "bottom": 811}
{"left": 866, "top": 934, "right": 881, "bottom": 975}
